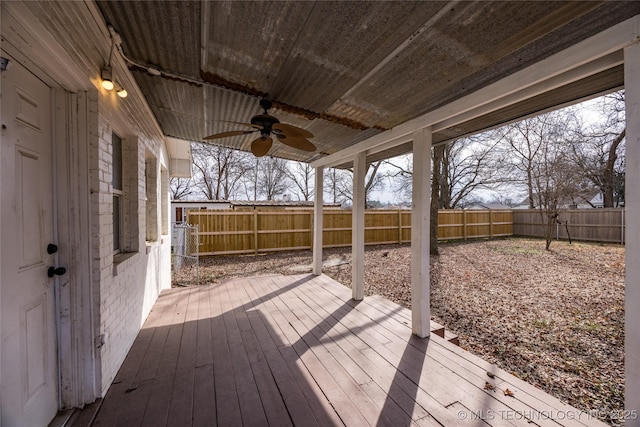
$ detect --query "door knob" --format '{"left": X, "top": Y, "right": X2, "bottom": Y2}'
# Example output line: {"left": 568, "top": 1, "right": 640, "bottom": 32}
{"left": 48, "top": 266, "right": 66, "bottom": 278}
{"left": 47, "top": 243, "right": 58, "bottom": 254}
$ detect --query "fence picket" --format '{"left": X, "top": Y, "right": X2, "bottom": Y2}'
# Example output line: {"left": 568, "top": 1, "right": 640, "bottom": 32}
{"left": 512, "top": 208, "right": 625, "bottom": 244}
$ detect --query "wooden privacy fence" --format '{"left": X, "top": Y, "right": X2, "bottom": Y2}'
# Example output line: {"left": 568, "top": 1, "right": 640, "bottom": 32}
{"left": 187, "top": 209, "right": 513, "bottom": 256}
{"left": 512, "top": 208, "right": 626, "bottom": 244}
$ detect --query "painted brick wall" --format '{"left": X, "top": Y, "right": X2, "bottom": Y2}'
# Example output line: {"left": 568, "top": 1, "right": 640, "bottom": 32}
{"left": 74, "top": 14, "right": 174, "bottom": 396}
{"left": 90, "top": 105, "right": 172, "bottom": 394}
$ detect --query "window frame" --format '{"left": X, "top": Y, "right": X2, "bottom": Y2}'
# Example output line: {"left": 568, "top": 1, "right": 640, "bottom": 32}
{"left": 112, "top": 132, "right": 124, "bottom": 254}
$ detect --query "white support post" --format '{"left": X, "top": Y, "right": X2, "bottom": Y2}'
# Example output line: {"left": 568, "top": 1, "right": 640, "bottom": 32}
{"left": 312, "top": 166, "right": 324, "bottom": 275}
{"left": 625, "top": 42, "right": 640, "bottom": 419}
{"left": 411, "top": 127, "right": 432, "bottom": 338}
{"left": 352, "top": 152, "right": 366, "bottom": 300}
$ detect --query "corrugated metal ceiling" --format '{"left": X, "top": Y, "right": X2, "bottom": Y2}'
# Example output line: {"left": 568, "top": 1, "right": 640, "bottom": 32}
{"left": 96, "top": 1, "right": 639, "bottom": 164}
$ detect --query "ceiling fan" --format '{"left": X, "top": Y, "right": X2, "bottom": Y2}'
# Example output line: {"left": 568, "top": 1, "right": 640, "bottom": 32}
{"left": 203, "top": 99, "right": 316, "bottom": 157}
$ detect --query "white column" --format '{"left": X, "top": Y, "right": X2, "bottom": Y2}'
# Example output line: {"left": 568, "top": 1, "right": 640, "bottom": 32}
{"left": 411, "top": 127, "right": 432, "bottom": 338}
{"left": 625, "top": 42, "right": 640, "bottom": 419}
{"left": 312, "top": 166, "right": 324, "bottom": 275}
{"left": 352, "top": 152, "right": 366, "bottom": 300}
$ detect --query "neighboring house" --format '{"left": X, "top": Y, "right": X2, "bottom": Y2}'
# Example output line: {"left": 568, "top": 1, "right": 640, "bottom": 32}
{"left": 171, "top": 200, "right": 343, "bottom": 224}
{"left": 171, "top": 200, "right": 233, "bottom": 223}
{"left": 584, "top": 192, "right": 605, "bottom": 208}
{"left": 1, "top": 3, "right": 191, "bottom": 425}
{"left": 466, "top": 202, "right": 513, "bottom": 210}
{"left": 229, "top": 200, "right": 343, "bottom": 211}
{"left": 513, "top": 192, "right": 605, "bottom": 209}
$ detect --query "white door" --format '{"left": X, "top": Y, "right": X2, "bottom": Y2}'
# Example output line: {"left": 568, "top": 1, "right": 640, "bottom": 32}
{"left": 1, "top": 56, "right": 59, "bottom": 426}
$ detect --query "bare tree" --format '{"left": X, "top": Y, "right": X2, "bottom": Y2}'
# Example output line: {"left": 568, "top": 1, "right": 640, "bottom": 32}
{"left": 285, "top": 161, "right": 314, "bottom": 201}
{"left": 386, "top": 136, "right": 505, "bottom": 209}
{"left": 332, "top": 161, "right": 385, "bottom": 208}
{"left": 441, "top": 136, "right": 506, "bottom": 208}
{"left": 170, "top": 177, "right": 194, "bottom": 200}
{"left": 239, "top": 158, "right": 261, "bottom": 200}
{"left": 384, "top": 156, "right": 413, "bottom": 203}
{"left": 191, "top": 143, "right": 251, "bottom": 200}
{"left": 324, "top": 167, "right": 351, "bottom": 205}
{"left": 258, "top": 157, "right": 290, "bottom": 200}
{"left": 497, "top": 110, "right": 588, "bottom": 250}
{"left": 363, "top": 161, "right": 385, "bottom": 207}
{"left": 496, "top": 111, "right": 577, "bottom": 209}
{"left": 500, "top": 116, "right": 543, "bottom": 215}
{"left": 569, "top": 91, "right": 626, "bottom": 207}
{"left": 532, "top": 146, "right": 583, "bottom": 250}
{"left": 385, "top": 136, "right": 504, "bottom": 253}
{"left": 222, "top": 152, "right": 253, "bottom": 200}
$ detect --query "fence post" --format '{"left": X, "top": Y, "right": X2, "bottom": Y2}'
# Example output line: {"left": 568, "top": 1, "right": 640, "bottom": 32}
{"left": 254, "top": 211, "right": 258, "bottom": 255}
{"left": 309, "top": 211, "right": 314, "bottom": 249}
{"left": 398, "top": 209, "right": 402, "bottom": 244}
{"left": 463, "top": 209, "right": 467, "bottom": 240}
{"left": 622, "top": 208, "right": 625, "bottom": 244}
{"left": 489, "top": 210, "right": 493, "bottom": 238}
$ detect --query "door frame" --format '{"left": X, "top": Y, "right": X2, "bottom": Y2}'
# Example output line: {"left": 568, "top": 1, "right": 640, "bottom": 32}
{"left": 1, "top": 2, "right": 101, "bottom": 409}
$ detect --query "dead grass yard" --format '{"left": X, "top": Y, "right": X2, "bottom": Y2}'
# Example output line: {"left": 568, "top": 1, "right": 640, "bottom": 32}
{"left": 182, "top": 237, "right": 625, "bottom": 426}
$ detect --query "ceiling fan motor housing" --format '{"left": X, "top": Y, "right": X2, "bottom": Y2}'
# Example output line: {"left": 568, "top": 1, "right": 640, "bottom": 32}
{"left": 259, "top": 98, "right": 273, "bottom": 111}
{"left": 251, "top": 114, "right": 280, "bottom": 135}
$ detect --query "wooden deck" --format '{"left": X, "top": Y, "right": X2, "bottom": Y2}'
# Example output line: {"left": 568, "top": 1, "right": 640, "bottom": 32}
{"left": 80, "top": 274, "right": 606, "bottom": 427}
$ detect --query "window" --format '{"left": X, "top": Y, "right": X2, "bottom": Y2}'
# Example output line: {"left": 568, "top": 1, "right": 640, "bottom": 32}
{"left": 112, "top": 132, "right": 123, "bottom": 253}
{"left": 145, "top": 156, "right": 158, "bottom": 242}
{"left": 110, "top": 133, "right": 141, "bottom": 261}
{"left": 161, "top": 168, "right": 169, "bottom": 235}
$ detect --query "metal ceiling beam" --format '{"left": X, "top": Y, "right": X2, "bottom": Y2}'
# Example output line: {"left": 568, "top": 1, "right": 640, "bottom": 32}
{"left": 311, "top": 14, "right": 640, "bottom": 169}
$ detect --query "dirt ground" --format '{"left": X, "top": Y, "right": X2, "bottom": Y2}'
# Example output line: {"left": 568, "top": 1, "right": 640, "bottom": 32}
{"left": 177, "top": 237, "right": 625, "bottom": 426}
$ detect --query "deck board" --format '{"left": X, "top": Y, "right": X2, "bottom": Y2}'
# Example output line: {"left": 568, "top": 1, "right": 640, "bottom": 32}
{"left": 82, "top": 274, "right": 607, "bottom": 427}
{"left": 192, "top": 287, "right": 216, "bottom": 427}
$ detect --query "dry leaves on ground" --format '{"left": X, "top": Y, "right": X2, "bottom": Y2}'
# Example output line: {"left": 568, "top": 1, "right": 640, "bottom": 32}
{"left": 183, "top": 237, "right": 625, "bottom": 426}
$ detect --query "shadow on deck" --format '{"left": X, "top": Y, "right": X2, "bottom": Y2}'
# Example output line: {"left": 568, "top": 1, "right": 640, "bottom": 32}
{"left": 70, "top": 274, "right": 606, "bottom": 426}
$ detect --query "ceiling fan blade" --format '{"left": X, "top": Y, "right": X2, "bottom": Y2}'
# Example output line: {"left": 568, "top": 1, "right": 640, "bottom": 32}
{"left": 272, "top": 123, "right": 314, "bottom": 138}
{"left": 251, "top": 136, "right": 273, "bottom": 157}
{"left": 221, "top": 121, "right": 263, "bottom": 130}
{"left": 276, "top": 135, "right": 316, "bottom": 152}
{"left": 203, "top": 130, "right": 256, "bottom": 140}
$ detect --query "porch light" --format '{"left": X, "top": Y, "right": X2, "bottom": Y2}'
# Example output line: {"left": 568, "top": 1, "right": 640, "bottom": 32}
{"left": 101, "top": 66, "right": 114, "bottom": 90}
{"left": 116, "top": 84, "right": 128, "bottom": 98}
{"left": 100, "top": 31, "right": 127, "bottom": 97}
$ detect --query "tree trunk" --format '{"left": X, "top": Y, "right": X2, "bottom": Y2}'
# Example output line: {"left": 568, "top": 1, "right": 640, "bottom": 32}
{"left": 364, "top": 161, "right": 382, "bottom": 209}
{"left": 544, "top": 213, "right": 554, "bottom": 251}
{"left": 430, "top": 145, "right": 444, "bottom": 255}
{"left": 527, "top": 168, "right": 535, "bottom": 209}
{"left": 602, "top": 128, "right": 625, "bottom": 207}
{"left": 440, "top": 148, "right": 451, "bottom": 209}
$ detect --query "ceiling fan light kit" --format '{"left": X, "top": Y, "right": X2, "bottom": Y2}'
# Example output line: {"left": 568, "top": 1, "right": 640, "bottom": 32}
{"left": 203, "top": 98, "right": 316, "bottom": 157}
